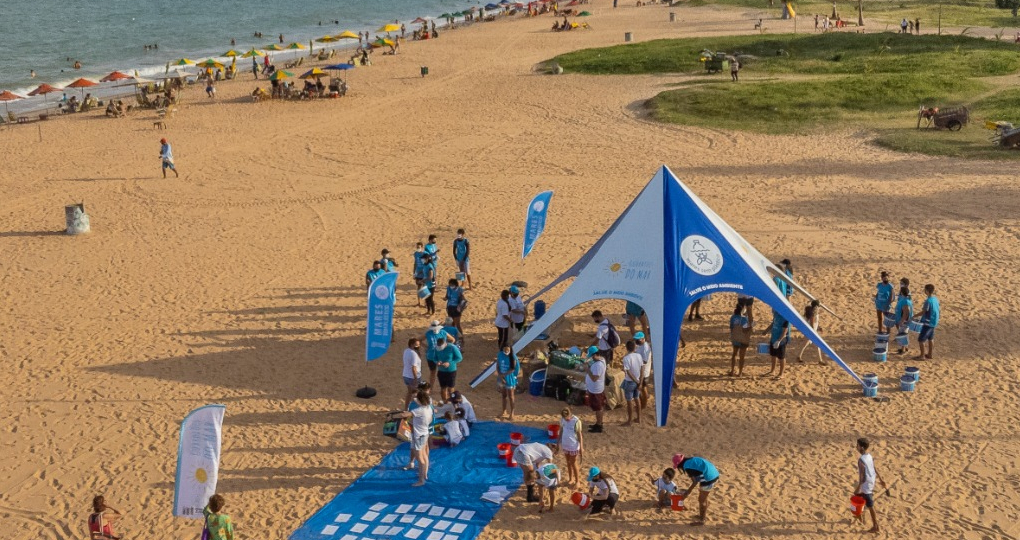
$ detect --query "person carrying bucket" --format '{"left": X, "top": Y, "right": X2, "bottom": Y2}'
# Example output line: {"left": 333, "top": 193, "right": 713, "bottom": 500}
{"left": 874, "top": 272, "right": 894, "bottom": 334}
{"left": 673, "top": 453, "right": 720, "bottom": 526}
{"left": 853, "top": 438, "right": 888, "bottom": 533}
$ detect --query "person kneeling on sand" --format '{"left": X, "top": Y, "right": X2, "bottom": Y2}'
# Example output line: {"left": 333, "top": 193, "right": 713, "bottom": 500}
{"left": 585, "top": 467, "right": 619, "bottom": 518}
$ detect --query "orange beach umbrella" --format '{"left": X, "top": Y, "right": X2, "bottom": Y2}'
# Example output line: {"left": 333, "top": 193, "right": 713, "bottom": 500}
{"left": 0, "top": 90, "right": 24, "bottom": 115}
{"left": 100, "top": 71, "right": 132, "bottom": 82}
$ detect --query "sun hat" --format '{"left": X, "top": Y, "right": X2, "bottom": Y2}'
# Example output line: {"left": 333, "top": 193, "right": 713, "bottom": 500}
{"left": 509, "top": 285, "right": 519, "bottom": 294}
{"left": 634, "top": 332, "right": 645, "bottom": 340}
{"left": 672, "top": 453, "right": 685, "bottom": 468}
{"left": 587, "top": 467, "right": 600, "bottom": 481}
{"left": 429, "top": 320, "right": 443, "bottom": 332}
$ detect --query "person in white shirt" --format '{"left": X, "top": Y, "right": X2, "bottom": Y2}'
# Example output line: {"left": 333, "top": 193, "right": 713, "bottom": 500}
{"left": 634, "top": 332, "right": 652, "bottom": 407}
{"left": 402, "top": 338, "right": 422, "bottom": 410}
{"left": 513, "top": 442, "right": 555, "bottom": 503}
{"left": 649, "top": 468, "right": 679, "bottom": 509}
{"left": 494, "top": 289, "right": 513, "bottom": 349}
{"left": 589, "top": 310, "right": 616, "bottom": 362}
{"left": 508, "top": 285, "right": 526, "bottom": 332}
{"left": 449, "top": 391, "right": 476, "bottom": 423}
{"left": 394, "top": 389, "right": 433, "bottom": 487}
{"left": 584, "top": 347, "right": 607, "bottom": 433}
{"left": 442, "top": 410, "right": 464, "bottom": 446}
{"left": 455, "top": 409, "right": 470, "bottom": 438}
{"left": 854, "top": 437, "right": 887, "bottom": 533}
{"left": 556, "top": 407, "right": 583, "bottom": 487}
{"left": 586, "top": 467, "right": 619, "bottom": 516}
{"left": 620, "top": 340, "right": 644, "bottom": 426}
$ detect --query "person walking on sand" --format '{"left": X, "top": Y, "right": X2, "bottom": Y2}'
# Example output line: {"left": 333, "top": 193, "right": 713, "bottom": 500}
{"left": 854, "top": 437, "right": 887, "bottom": 533}
{"left": 796, "top": 300, "right": 824, "bottom": 364}
{"left": 556, "top": 407, "right": 583, "bottom": 487}
{"left": 620, "top": 340, "right": 643, "bottom": 426}
{"left": 767, "top": 309, "right": 790, "bottom": 379}
{"left": 203, "top": 494, "right": 235, "bottom": 540}
{"left": 916, "top": 284, "right": 939, "bottom": 360}
{"left": 159, "top": 138, "right": 179, "bottom": 178}
{"left": 494, "top": 289, "right": 513, "bottom": 349}
{"left": 88, "top": 495, "right": 124, "bottom": 540}
{"left": 874, "top": 271, "right": 894, "bottom": 334}
{"left": 673, "top": 453, "right": 720, "bottom": 526}
{"left": 453, "top": 228, "right": 473, "bottom": 289}
{"left": 496, "top": 345, "right": 519, "bottom": 419}
{"left": 730, "top": 56, "right": 740, "bottom": 82}
{"left": 728, "top": 300, "right": 752, "bottom": 376}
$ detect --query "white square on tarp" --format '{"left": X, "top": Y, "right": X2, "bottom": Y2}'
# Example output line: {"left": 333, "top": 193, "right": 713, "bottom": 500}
{"left": 381, "top": 515, "right": 397, "bottom": 524}
{"left": 434, "top": 521, "right": 451, "bottom": 531}
{"left": 414, "top": 518, "right": 433, "bottom": 528}
{"left": 404, "top": 528, "right": 423, "bottom": 539}
{"left": 387, "top": 526, "right": 404, "bottom": 535}
{"left": 428, "top": 506, "right": 445, "bottom": 517}
{"left": 396, "top": 504, "right": 413, "bottom": 514}
{"left": 334, "top": 514, "right": 352, "bottom": 523}
{"left": 449, "top": 524, "right": 467, "bottom": 534}
{"left": 362, "top": 511, "right": 380, "bottom": 521}
{"left": 414, "top": 504, "right": 431, "bottom": 513}
{"left": 443, "top": 509, "right": 460, "bottom": 519}
{"left": 372, "top": 525, "right": 389, "bottom": 535}
{"left": 370, "top": 503, "right": 388, "bottom": 512}
{"left": 399, "top": 515, "right": 416, "bottom": 524}
{"left": 350, "top": 523, "right": 368, "bottom": 533}
{"left": 321, "top": 525, "right": 339, "bottom": 535}
{"left": 341, "top": 535, "right": 358, "bottom": 540}
{"left": 444, "top": 535, "right": 458, "bottom": 540}
{"left": 458, "top": 511, "right": 475, "bottom": 521}
{"left": 427, "top": 532, "right": 444, "bottom": 540}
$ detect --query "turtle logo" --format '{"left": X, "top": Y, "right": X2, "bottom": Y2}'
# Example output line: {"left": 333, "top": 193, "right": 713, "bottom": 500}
{"left": 373, "top": 284, "right": 391, "bottom": 301}
{"left": 680, "top": 235, "right": 723, "bottom": 276}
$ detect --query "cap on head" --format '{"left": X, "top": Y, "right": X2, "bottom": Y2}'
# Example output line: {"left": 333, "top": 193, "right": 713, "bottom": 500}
{"left": 160, "top": 138, "right": 167, "bottom": 144}
{"left": 672, "top": 453, "right": 685, "bottom": 468}
{"left": 587, "top": 345, "right": 599, "bottom": 357}
{"left": 634, "top": 332, "right": 645, "bottom": 340}
{"left": 429, "top": 320, "right": 442, "bottom": 330}
{"left": 450, "top": 391, "right": 462, "bottom": 402}
{"left": 587, "top": 466, "right": 600, "bottom": 481}
{"left": 509, "top": 285, "right": 519, "bottom": 294}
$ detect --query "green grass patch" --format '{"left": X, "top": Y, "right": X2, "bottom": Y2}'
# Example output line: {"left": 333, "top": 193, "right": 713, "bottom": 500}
{"left": 647, "top": 74, "right": 985, "bottom": 133}
{"left": 873, "top": 88, "right": 1020, "bottom": 159}
{"left": 552, "top": 32, "right": 1020, "bottom": 77}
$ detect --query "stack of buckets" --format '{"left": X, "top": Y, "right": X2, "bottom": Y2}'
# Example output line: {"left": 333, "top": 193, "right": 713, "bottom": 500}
{"left": 900, "top": 366, "right": 919, "bottom": 392}
{"left": 872, "top": 332, "right": 889, "bottom": 363}
{"left": 862, "top": 373, "right": 879, "bottom": 398}
{"left": 498, "top": 432, "right": 524, "bottom": 467}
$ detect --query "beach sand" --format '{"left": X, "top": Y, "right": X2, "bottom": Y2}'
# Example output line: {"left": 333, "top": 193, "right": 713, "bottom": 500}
{"left": 1, "top": 3, "right": 1019, "bottom": 539}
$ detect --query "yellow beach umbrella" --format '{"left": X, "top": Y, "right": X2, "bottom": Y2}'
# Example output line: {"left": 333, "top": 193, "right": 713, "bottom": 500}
{"left": 336, "top": 30, "right": 360, "bottom": 39}
{"left": 268, "top": 70, "right": 294, "bottom": 81}
{"left": 315, "top": 35, "right": 339, "bottom": 43}
{"left": 195, "top": 59, "right": 225, "bottom": 69}
{"left": 222, "top": 49, "right": 240, "bottom": 57}
{"left": 264, "top": 44, "right": 284, "bottom": 51}
{"left": 300, "top": 67, "right": 329, "bottom": 79}
{"left": 174, "top": 58, "right": 196, "bottom": 65}
{"left": 286, "top": 42, "right": 306, "bottom": 50}
{"left": 377, "top": 23, "right": 401, "bottom": 32}
{"left": 241, "top": 48, "right": 265, "bottom": 58}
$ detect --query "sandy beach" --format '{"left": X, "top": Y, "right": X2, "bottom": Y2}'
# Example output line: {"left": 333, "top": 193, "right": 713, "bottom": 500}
{"left": 2, "top": 3, "right": 1019, "bottom": 539}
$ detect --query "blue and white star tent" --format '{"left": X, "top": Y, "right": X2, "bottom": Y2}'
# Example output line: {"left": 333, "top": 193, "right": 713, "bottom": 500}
{"left": 470, "top": 166, "right": 863, "bottom": 427}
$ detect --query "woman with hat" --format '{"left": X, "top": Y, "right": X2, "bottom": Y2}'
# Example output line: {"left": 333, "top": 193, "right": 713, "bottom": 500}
{"left": 585, "top": 467, "right": 619, "bottom": 516}
{"left": 673, "top": 453, "right": 720, "bottom": 525}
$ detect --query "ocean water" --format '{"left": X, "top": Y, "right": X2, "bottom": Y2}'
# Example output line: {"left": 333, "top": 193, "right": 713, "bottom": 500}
{"left": 0, "top": 0, "right": 480, "bottom": 94}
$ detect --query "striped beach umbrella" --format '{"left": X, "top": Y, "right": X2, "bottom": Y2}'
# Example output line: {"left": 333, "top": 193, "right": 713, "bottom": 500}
{"left": 336, "top": 30, "right": 360, "bottom": 39}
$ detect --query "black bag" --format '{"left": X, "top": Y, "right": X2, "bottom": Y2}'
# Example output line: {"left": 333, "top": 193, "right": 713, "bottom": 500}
{"left": 356, "top": 386, "right": 377, "bottom": 399}
{"left": 603, "top": 321, "right": 621, "bottom": 349}
{"left": 544, "top": 375, "right": 566, "bottom": 398}
{"left": 555, "top": 377, "right": 573, "bottom": 401}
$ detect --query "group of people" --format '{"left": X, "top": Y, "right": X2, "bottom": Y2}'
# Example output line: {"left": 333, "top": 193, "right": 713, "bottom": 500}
{"left": 899, "top": 17, "right": 922, "bottom": 34}
{"left": 874, "top": 272, "right": 940, "bottom": 359}
{"left": 88, "top": 493, "right": 235, "bottom": 540}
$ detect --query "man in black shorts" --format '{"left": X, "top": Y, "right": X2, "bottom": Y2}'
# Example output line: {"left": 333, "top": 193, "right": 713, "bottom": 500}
{"left": 768, "top": 310, "right": 790, "bottom": 379}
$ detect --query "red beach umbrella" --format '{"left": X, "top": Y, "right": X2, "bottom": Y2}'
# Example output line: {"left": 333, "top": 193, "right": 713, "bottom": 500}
{"left": 27, "top": 83, "right": 63, "bottom": 96}
{"left": 100, "top": 71, "right": 132, "bottom": 82}
{"left": 0, "top": 90, "right": 24, "bottom": 116}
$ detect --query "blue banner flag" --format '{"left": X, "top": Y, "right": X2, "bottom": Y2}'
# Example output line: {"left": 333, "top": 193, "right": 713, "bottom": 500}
{"left": 522, "top": 190, "right": 553, "bottom": 259}
{"left": 366, "top": 271, "right": 398, "bottom": 361}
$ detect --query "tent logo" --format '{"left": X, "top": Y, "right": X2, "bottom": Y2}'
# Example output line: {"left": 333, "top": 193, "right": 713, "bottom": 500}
{"left": 373, "top": 284, "right": 391, "bottom": 300}
{"left": 680, "top": 235, "right": 723, "bottom": 276}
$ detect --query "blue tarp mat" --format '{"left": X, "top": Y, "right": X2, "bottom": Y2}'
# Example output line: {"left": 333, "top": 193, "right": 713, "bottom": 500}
{"left": 291, "top": 422, "right": 548, "bottom": 540}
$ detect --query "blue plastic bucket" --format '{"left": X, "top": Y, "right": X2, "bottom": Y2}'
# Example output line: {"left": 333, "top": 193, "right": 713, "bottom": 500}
{"left": 875, "top": 332, "right": 889, "bottom": 344}
{"left": 899, "top": 375, "right": 916, "bottom": 392}
{"left": 908, "top": 320, "right": 923, "bottom": 333}
{"left": 872, "top": 348, "right": 887, "bottom": 362}
{"left": 455, "top": 272, "right": 466, "bottom": 282}
{"left": 874, "top": 340, "right": 888, "bottom": 352}
{"left": 894, "top": 332, "right": 909, "bottom": 347}
{"left": 417, "top": 286, "right": 431, "bottom": 299}
{"left": 863, "top": 381, "right": 878, "bottom": 397}
{"left": 534, "top": 300, "right": 547, "bottom": 321}
{"left": 757, "top": 343, "right": 769, "bottom": 355}
{"left": 862, "top": 373, "right": 878, "bottom": 387}
{"left": 529, "top": 369, "right": 546, "bottom": 397}
{"left": 904, "top": 366, "right": 920, "bottom": 382}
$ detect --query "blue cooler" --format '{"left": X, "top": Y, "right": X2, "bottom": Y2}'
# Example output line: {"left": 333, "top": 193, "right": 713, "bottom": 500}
{"left": 534, "top": 300, "right": 547, "bottom": 321}
{"left": 529, "top": 369, "right": 547, "bottom": 397}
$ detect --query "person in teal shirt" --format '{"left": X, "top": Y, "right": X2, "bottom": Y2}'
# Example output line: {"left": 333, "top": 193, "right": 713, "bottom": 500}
{"left": 874, "top": 272, "right": 894, "bottom": 333}
{"left": 424, "top": 321, "right": 453, "bottom": 389}
{"left": 768, "top": 310, "right": 790, "bottom": 379}
{"left": 894, "top": 286, "right": 913, "bottom": 355}
{"left": 422, "top": 254, "right": 437, "bottom": 316}
{"left": 917, "top": 284, "right": 939, "bottom": 360}
{"left": 442, "top": 317, "right": 461, "bottom": 349}
{"left": 424, "top": 234, "right": 440, "bottom": 266}
{"left": 434, "top": 340, "right": 463, "bottom": 401}
{"left": 496, "top": 345, "right": 520, "bottom": 420}
{"left": 412, "top": 242, "right": 426, "bottom": 307}
{"left": 444, "top": 278, "right": 466, "bottom": 335}
{"left": 365, "top": 261, "right": 385, "bottom": 287}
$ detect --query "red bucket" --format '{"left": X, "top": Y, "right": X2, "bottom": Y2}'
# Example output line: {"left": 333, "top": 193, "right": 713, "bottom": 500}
{"left": 669, "top": 494, "right": 686, "bottom": 511}
{"left": 497, "top": 442, "right": 512, "bottom": 458}
{"left": 510, "top": 432, "right": 523, "bottom": 446}
{"left": 850, "top": 495, "right": 867, "bottom": 517}
{"left": 547, "top": 424, "right": 560, "bottom": 439}
{"left": 506, "top": 451, "right": 518, "bottom": 467}
{"left": 570, "top": 492, "right": 591, "bottom": 510}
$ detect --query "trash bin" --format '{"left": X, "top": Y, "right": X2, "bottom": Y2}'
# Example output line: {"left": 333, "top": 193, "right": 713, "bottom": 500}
{"left": 624, "top": 32, "right": 633, "bottom": 42}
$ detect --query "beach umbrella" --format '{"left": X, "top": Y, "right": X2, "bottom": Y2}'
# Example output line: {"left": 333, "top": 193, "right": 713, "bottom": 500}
{"left": 440, "top": 13, "right": 452, "bottom": 18}
{"left": 174, "top": 58, "right": 196, "bottom": 66}
{"left": 300, "top": 67, "right": 329, "bottom": 79}
{"left": 223, "top": 49, "right": 241, "bottom": 57}
{"left": 65, "top": 77, "right": 99, "bottom": 99}
{"left": 28, "top": 83, "right": 62, "bottom": 104}
{"left": 377, "top": 23, "right": 401, "bottom": 32}
{"left": 195, "top": 59, "right": 225, "bottom": 69}
{"left": 579, "top": 10, "right": 592, "bottom": 15}
{"left": 268, "top": 70, "right": 294, "bottom": 81}
{"left": 336, "top": 30, "right": 360, "bottom": 39}
{"left": 0, "top": 90, "right": 24, "bottom": 116}
{"left": 371, "top": 37, "right": 395, "bottom": 48}
{"left": 100, "top": 71, "right": 132, "bottom": 82}
{"left": 453, "top": 11, "right": 465, "bottom": 17}
{"left": 412, "top": 17, "right": 428, "bottom": 24}
{"left": 264, "top": 44, "right": 284, "bottom": 51}
{"left": 315, "top": 35, "right": 339, "bottom": 43}
{"left": 286, "top": 42, "right": 306, "bottom": 50}
{"left": 485, "top": 4, "right": 500, "bottom": 10}
{"left": 241, "top": 48, "right": 265, "bottom": 58}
